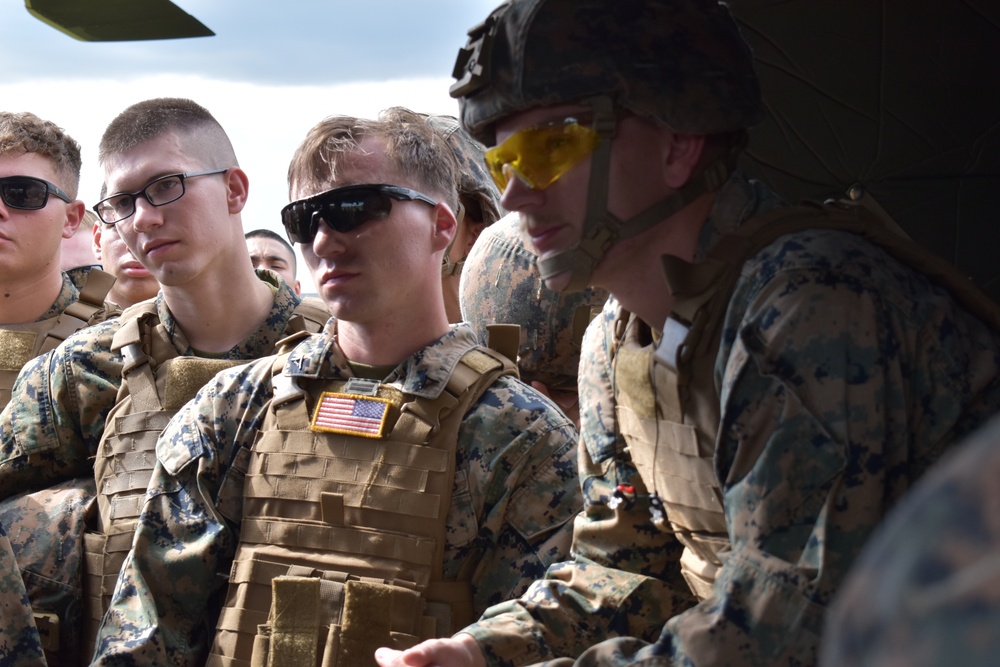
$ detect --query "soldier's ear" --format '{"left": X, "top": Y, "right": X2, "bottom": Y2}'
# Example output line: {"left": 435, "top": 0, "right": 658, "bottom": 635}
{"left": 430, "top": 203, "right": 458, "bottom": 252}
{"left": 224, "top": 168, "right": 250, "bottom": 214}
{"left": 662, "top": 131, "right": 706, "bottom": 190}
{"left": 61, "top": 200, "right": 85, "bottom": 240}
{"left": 91, "top": 221, "right": 103, "bottom": 261}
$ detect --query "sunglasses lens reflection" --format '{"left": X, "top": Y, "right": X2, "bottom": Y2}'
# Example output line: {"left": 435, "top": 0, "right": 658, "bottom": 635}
{"left": 0, "top": 178, "right": 48, "bottom": 209}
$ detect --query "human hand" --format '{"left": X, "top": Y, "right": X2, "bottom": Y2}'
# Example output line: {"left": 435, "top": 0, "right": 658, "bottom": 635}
{"left": 374, "top": 633, "right": 486, "bottom": 667}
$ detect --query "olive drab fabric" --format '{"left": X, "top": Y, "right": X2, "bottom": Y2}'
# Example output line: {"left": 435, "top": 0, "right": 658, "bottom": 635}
{"left": 0, "top": 268, "right": 116, "bottom": 410}
{"left": 81, "top": 295, "right": 330, "bottom": 658}
{"left": 207, "top": 346, "right": 515, "bottom": 666}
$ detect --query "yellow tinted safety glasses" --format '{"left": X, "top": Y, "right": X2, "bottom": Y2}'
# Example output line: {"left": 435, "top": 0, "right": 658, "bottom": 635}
{"left": 485, "top": 119, "right": 600, "bottom": 191}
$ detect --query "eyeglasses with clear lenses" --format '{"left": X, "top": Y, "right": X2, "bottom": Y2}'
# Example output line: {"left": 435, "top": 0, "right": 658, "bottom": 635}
{"left": 280, "top": 183, "right": 438, "bottom": 244}
{"left": 92, "top": 168, "right": 229, "bottom": 225}
{"left": 484, "top": 117, "right": 600, "bottom": 192}
{"left": 0, "top": 176, "right": 72, "bottom": 210}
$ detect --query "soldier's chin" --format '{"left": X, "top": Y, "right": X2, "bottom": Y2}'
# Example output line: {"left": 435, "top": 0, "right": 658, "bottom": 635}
{"left": 541, "top": 270, "right": 573, "bottom": 293}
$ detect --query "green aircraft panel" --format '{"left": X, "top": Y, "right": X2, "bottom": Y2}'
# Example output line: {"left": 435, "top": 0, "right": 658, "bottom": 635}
{"left": 25, "top": 0, "right": 214, "bottom": 41}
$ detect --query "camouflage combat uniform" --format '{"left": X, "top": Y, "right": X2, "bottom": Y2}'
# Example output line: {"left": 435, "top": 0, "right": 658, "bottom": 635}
{"left": 91, "top": 321, "right": 580, "bottom": 665}
{"left": 820, "top": 413, "right": 1000, "bottom": 667}
{"left": 0, "top": 267, "right": 117, "bottom": 667}
{"left": 0, "top": 268, "right": 116, "bottom": 410}
{"left": 0, "top": 272, "right": 318, "bottom": 663}
{"left": 460, "top": 171, "right": 1000, "bottom": 666}
{"left": 0, "top": 520, "right": 45, "bottom": 667}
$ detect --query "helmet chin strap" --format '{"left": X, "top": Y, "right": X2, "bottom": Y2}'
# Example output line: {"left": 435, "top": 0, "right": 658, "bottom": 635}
{"left": 536, "top": 96, "right": 740, "bottom": 293}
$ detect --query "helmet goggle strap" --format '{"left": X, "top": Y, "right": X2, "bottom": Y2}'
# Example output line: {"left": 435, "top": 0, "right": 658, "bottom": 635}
{"left": 441, "top": 200, "right": 466, "bottom": 276}
{"left": 536, "top": 96, "right": 742, "bottom": 292}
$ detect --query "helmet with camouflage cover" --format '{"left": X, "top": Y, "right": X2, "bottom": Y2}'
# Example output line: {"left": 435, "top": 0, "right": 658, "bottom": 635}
{"left": 460, "top": 211, "right": 608, "bottom": 390}
{"left": 425, "top": 114, "right": 503, "bottom": 276}
{"left": 450, "top": 0, "right": 763, "bottom": 291}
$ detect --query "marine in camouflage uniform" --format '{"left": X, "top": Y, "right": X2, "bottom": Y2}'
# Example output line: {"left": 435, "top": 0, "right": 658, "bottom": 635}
{"left": 92, "top": 320, "right": 579, "bottom": 665}
{"left": 458, "top": 210, "right": 608, "bottom": 425}
{"left": 0, "top": 111, "right": 117, "bottom": 667}
{"left": 820, "top": 413, "right": 1000, "bottom": 667}
{"left": 425, "top": 114, "right": 504, "bottom": 323}
{"left": 375, "top": 1, "right": 1000, "bottom": 666}
{"left": 0, "top": 98, "right": 330, "bottom": 664}
{"left": 92, "top": 108, "right": 580, "bottom": 666}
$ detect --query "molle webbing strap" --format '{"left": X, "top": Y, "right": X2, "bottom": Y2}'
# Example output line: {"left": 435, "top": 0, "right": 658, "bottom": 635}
{"left": 111, "top": 307, "right": 165, "bottom": 412}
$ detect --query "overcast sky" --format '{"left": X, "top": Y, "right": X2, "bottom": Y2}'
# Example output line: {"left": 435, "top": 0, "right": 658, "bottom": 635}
{"left": 1, "top": 0, "right": 500, "bottom": 289}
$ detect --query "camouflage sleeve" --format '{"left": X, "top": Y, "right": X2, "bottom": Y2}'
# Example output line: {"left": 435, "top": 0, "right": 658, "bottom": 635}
{"left": 0, "top": 321, "right": 122, "bottom": 500}
{"left": 556, "top": 229, "right": 1000, "bottom": 666}
{"left": 820, "top": 414, "right": 1000, "bottom": 667}
{"left": 455, "top": 376, "right": 582, "bottom": 614}
{"left": 0, "top": 520, "right": 46, "bottom": 667}
{"left": 92, "top": 359, "right": 275, "bottom": 666}
{"left": 464, "top": 304, "right": 697, "bottom": 667}
{"left": 470, "top": 228, "right": 1000, "bottom": 667}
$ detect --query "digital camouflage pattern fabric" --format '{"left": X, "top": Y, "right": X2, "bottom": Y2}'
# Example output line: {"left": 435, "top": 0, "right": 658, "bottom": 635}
{"left": 452, "top": 0, "right": 763, "bottom": 145}
{"left": 459, "top": 212, "right": 608, "bottom": 390}
{"left": 0, "top": 520, "right": 45, "bottom": 667}
{"left": 92, "top": 322, "right": 581, "bottom": 665}
{"left": 820, "top": 413, "right": 1000, "bottom": 667}
{"left": 0, "top": 271, "right": 303, "bottom": 501}
{"left": 0, "top": 265, "right": 118, "bottom": 667}
{"left": 458, "top": 170, "right": 1000, "bottom": 667}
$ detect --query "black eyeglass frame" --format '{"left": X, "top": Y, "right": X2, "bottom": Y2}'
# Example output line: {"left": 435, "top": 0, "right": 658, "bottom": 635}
{"left": 92, "top": 168, "right": 229, "bottom": 225}
{"left": 281, "top": 183, "right": 439, "bottom": 244}
{"left": 0, "top": 175, "right": 73, "bottom": 210}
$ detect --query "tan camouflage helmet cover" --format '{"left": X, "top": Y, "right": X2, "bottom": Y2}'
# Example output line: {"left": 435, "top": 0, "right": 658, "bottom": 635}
{"left": 450, "top": 0, "right": 764, "bottom": 145}
{"left": 460, "top": 212, "right": 608, "bottom": 390}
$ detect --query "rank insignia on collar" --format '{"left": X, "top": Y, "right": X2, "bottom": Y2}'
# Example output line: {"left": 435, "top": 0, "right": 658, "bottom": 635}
{"left": 310, "top": 391, "right": 390, "bottom": 438}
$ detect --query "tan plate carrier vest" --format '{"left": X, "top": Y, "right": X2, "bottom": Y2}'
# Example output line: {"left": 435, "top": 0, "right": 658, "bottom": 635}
{"left": 0, "top": 268, "right": 116, "bottom": 410}
{"left": 206, "top": 345, "right": 515, "bottom": 667}
{"left": 613, "top": 198, "right": 1000, "bottom": 601}
{"left": 82, "top": 297, "right": 329, "bottom": 659}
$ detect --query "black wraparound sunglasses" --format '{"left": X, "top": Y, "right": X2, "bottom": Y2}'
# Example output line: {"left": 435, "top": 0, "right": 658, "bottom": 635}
{"left": 0, "top": 176, "right": 72, "bottom": 210}
{"left": 281, "top": 183, "right": 437, "bottom": 244}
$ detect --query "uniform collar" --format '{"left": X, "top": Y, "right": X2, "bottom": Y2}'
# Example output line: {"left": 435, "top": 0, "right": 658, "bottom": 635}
{"left": 284, "top": 322, "right": 481, "bottom": 400}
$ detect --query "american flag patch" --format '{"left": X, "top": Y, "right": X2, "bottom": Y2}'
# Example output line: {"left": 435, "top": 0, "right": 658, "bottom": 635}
{"left": 310, "top": 391, "right": 390, "bottom": 438}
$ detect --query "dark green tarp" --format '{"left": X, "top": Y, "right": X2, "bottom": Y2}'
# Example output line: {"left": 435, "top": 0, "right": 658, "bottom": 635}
{"left": 731, "top": 0, "right": 1000, "bottom": 300}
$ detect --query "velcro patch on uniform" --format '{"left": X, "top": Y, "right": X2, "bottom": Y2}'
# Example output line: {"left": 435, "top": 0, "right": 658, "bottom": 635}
{"left": 0, "top": 330, "right": 37, "bottom": 371}
{"left": 311, "top": 392, "right": 390, "bottom": 439}
{"left": 164, "top": 358, "right": 244, "bottom": 410}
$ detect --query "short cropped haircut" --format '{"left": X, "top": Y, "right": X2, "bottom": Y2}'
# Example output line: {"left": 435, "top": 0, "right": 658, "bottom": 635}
{"left": 98, "top": 97, "right": 238, "bottom": 171}
{"left": 245, "top": 228, "right": 297, "bottom": 270}
{"left": 0, "top": 111, "right": 83, "bottom": 197}
{"left": 287, "top": 107, "right": 459, "bottom": 212}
